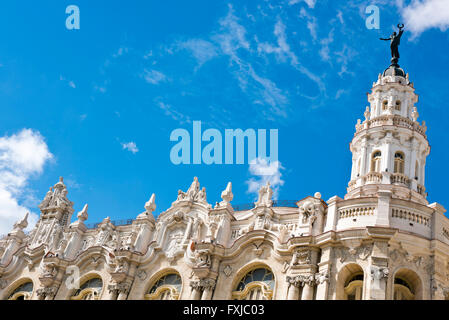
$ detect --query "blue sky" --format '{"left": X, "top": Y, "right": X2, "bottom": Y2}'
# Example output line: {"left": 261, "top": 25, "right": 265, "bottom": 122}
{"left": 1, "top": 0, "right": 449, "bottom": 233}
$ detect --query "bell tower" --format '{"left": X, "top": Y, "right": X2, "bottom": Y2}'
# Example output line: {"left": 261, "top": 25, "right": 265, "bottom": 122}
{"left": 345, "top": 52, "right": 430, "bottom": 205}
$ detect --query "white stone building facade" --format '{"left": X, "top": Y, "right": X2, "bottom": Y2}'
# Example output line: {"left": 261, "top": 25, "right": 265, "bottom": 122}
{"left": 0, "top": 64, "right": 448, "bottom": 300}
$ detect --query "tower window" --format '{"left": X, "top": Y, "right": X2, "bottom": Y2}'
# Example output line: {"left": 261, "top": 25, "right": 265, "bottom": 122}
{"left": 394, "top": 152, "right": 405, "bottom": 174}
{"left": 415, "top": 161, "right": 419, "bottom": 180}
{"left": 382, "top": 101, "right": 388, "bottom": 111}
{"left": 371, "top": 151, "right": 382, "bottom": 173}
{"left": 395, "top": 100, "right": 401, "bottom": 111}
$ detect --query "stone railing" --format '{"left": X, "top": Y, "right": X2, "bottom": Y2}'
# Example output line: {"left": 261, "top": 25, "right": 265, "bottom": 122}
{"left": 390, "top": 173, "right": 410, "bottom": 186}
{"left": 338, "top": 206, "right": 376, "bottom": 219}
{"left": 86, "top": 218, "right": 135, "bottom": 229}
{"left": 391, "top": 207, "right": 430, "bottom": 227}
{"left": 364, "top": 172, "right": 382, "bottom": 184}
{"left": 355, "top": 115, "right": 427, "bottom": 138}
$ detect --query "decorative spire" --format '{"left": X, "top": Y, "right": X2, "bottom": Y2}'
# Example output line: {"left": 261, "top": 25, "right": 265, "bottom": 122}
{"left": 13, "top": 212, "right": 29, "bottom": 231}
{"left": 221, "top": 182, "right": 233, "bottom": 203}
{"left": 144, "top": 193, "right": 156, "bottom": 213}
{"left": 77, "top": 204, "right": 88, "bottom": 222}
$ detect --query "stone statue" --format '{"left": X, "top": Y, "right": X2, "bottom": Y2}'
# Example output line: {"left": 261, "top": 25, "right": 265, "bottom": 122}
{"left": 255, "top": 181, "right": 273, "bottom": 207}
{"left": 380, "top": 24, "right": 404, "bottom": 64}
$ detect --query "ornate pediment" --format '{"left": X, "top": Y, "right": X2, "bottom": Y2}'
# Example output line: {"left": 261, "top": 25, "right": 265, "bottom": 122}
{"left": 172, "top": 177, "right": 210, "bottom": 208}
{"left": 38, "top": 177, "right": 74, "bottom": 219}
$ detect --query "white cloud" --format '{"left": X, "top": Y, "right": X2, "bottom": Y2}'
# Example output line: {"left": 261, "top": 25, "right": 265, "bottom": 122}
{"left": 288, "top": 0, "right": 316, "bottom": 8}
{"left": 0, "top": 129, "right": 53, "bottom": 234}
{"left": 121, "top": 142, "right": 139, "bottom": 154}
{"left": 157, "top": 101, "right": 192, "bottom": 124}
{"left": 299, "top": 8, "right": 318, "bottom": 41}
{"left": 400, "top": 0, "right": 449, "bottom": 36}
{"left": 113, "top": 47, "right": 129, "bottom": 58}
{"left": 177, "top": 39, "right": 218, "bottom": 66}
{"left": 246, "top": 158, "right": 285, "bottom": 200}
{"left": 59, "top": 75, "right": 76, "bottom": 89}
{"left": 143, "top": 69, "right": 167, "bottom": 84}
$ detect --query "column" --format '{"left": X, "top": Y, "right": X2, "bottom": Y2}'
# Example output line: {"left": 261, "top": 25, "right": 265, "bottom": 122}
{"left": 286, "top": 276, "right": 300, "bottom": 300}
{"left": 315, "top": 271, "right": 330, "bottom": 300}
{"left": 190, "top": 281, "right": 202, "bottom": 300}
{"left": 301, "top": 283, "right": 314, "bottom": 300}
{"left": 369, "top": 266, "right": 388, "bottom": 300}
{"left": 200, "top": 279, "right": 216, "bottom": 300}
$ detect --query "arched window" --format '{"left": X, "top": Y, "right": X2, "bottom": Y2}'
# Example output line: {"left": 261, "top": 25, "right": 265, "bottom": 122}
{"left": 232, "top": 268, "right": 274, "bottom": 300}
{"left": 370, "top": 151, "right": 382, "bottom": 173}
{"left": 394, "top": 278, "right": 414, "bottom": 300}
{"left": 71, "top": 277, "right": 103, "bottom": 300}
{"left": 344, "top": 273, "right": 364, "bottom": 300}
{"left": 357, "top": 158, "right": 361, "bottom": 177}
{"left": 394, "top": 152, "right": 405, "bottom": 174}
{"left": 8, "top": 281, "right": 33, "bottom": 300}
{"left": 145, "top": 273, "right": 182, "bottom": 300}
{"left": 382, "top": 100, "right": 388, "bottom": 111}
{"left": 395, "top": 100, "right": 401, "bottom": 111}
{"left": 415, "top": 161, "right": 419, "bottom": 180}
{"left": 393, "top": 268, "right": 422, "bottom": 300}
{"left": 336, "top": 263, "right": 364, "bottom": 300}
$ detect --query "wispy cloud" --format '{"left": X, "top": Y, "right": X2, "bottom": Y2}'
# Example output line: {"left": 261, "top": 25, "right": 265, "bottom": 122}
{"left": 121, "top": 142, "right": 139, "bottom": 154}
{"left": 143, "top": 69, "right": 168, "bottom": 85}
{"left": 113, "top": 47, "right": 129, "bottom": 58}
{"left": 246, "top": 158, "right": 285, "bottom": 200}
{"left": 177, "top": 39, "right": 218, "bottom": 67}
{"left": 157, "top": 101, "right": 192, "bottom": 124}
{"left": 0, "top": 129, "right": 53, "bottom": 234}
{"left": 59, "top": 75, "right": 76, "bottom": 89}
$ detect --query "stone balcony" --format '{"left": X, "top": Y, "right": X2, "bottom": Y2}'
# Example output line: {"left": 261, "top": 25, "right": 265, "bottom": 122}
{"left": 390, "top": 173, "right": 410, "bottom": 187}
{"left": 355, "top": 114, "right": 427, "bottom": 138}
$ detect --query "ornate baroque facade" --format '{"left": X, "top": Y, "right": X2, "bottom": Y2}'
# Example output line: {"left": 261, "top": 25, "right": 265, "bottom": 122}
{"left": 1, "top": 63, "right": 448, "bottom": 300}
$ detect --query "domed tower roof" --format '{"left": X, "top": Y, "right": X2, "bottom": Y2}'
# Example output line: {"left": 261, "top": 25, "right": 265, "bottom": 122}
{"left": 382, "top": 64, "right": 406, "bottom": 77}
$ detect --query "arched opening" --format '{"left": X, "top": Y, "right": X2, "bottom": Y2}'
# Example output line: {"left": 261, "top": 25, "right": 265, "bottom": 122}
{"left": 415, "top": 161, "right": 419, "bottom": 180}
{"left": 394, "top": 152, "right": 405, "bottom": 174}
{"left": 70, "top": 276, "right": 103, "bottom": 300}
{"left": 7, "top": 280, "right": 33, "bottom": 300}
{"left": 395, "top": 100, "right": 401, "bottom": 111}
{"left": 145, "top": 272, "right": 182, "bottom": 300}
{"left": 382, "top": 100, "right": 388, "bottom": 111}
{"left": 370, "top": 151, "right": 382, "bottom": 173}
{"left": 232, "top": 267, "right": 274, "bottom": 300}
{"left": 393, "top": 268, "right": 422, "bottom": 300}
{"left": 357, "top": 158, "right": 361, "bottom": 177}
{"left": 336, "top": 264, "right": 364, "bottom": 300}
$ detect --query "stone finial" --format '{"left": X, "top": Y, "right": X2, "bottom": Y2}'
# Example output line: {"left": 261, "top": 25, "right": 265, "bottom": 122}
{"left": 355, "top": 119, "right": 362, "bottom": 131}
{"left": 77, "top": 204, "right": 88, "bottom": 222}
{"left": 221, "top": 182, "right": 233, "bottom": 203}
{"left": 144, "top": 193, "right": 156, "bottom": 213}
{"left": 13, "top": 212, "right": 29, "bottom": 231}
{"left": 314, "top": 192, "right": 321, "bottom": 199}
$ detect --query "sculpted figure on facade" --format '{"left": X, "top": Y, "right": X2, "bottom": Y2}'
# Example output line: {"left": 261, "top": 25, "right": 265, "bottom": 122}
{"left": 291, "top": 248, "right": 311, "bottom": 266}
{"left": 255, "top": 181, "right": 273, "bottom": 208}
{"left": 175, "top": 177, "right": 209, "bottom": 205}
{"left": 193, "top": 248, "right": 212, "bottom": 268}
